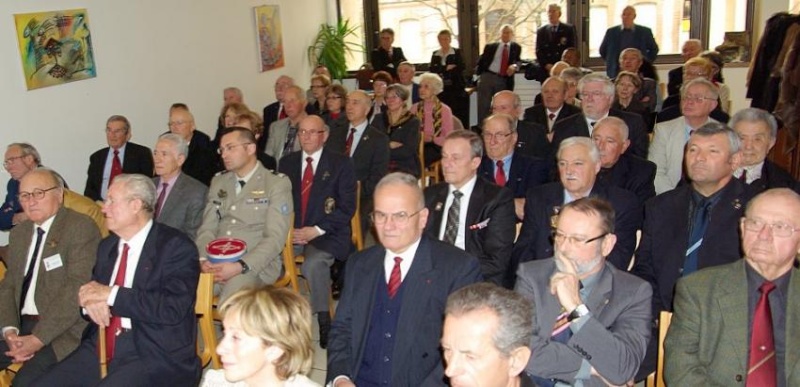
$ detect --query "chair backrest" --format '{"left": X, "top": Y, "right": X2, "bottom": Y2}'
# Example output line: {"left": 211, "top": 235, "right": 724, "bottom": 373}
{"left": 453, "top": 116, "right": 465, "bottom": 131}
{"left": 195, "top": 272, "right": 221, "bottom": 369}
{"left": 655, "top": 310, "right": 673, "bottom": 387}
{"left": 351, "top": 181, "right": 364, "bottom": 251}
{"left": 274, "top": 213, "right": 300, "bottom": 292}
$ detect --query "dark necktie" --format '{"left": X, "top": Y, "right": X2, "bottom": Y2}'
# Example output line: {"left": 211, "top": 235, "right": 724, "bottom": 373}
{"left": 443, "top": 190, "right": 463, "bottom": 245}
{"left": 495, "top": 160, "right": 507, "bottom": 186}
{"left": 747, "top": 281, "right": 777, "bottom": 387}
{"left": 500, "top": 44, "right": 509, "bottom": 76}
{"left": 740, "top": 169, "right": 748, "bottom": 183}
{"left": 684, "top": 199, "right": 712, "bottom": 275}
{"left": 301, "top": 157, "right": 314, "bottom": 224}
{"left": 105, "top": 243, "right": 129, "bottom": 362}
{"left": 282, "top": 125, "right": 298, "bottom": 156}
{"left": 387, "top": 257, "right": 402, "bottom": 298}
{"left": 154, "top": 182, "right": 169, "bottom": 219}
{"left": 548, "top": 113, "right": 556, "bottom": 121}
{"left": 109, "top": 149, "right": 122, "bottom": 188}
{"left": 19, "top": 227, "right": 45, "bottom": 315}
{"left": 344, "top": 128, "right": 356, "bottom": 156}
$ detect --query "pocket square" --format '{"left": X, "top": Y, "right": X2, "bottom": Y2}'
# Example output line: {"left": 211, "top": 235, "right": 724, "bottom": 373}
{"left": 469, "top": 218, "right": 491, "bottom": 230}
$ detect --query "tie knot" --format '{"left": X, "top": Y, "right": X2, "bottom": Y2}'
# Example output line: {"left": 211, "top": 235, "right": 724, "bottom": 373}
{"left": 36, "top": 227, "right": 44, "bottom": 237}
{"left": 548, "top": 113, "right": 556, "bottom": 120}
{"left": 453, "top": 190, "right": 463, "bottom": 199}
{"left": 394, "top": 256, "right": 402, "bottom": 265}
{"left": 496, "top": 160, "right": 504, "bottom": 168}
{"left": 759, "top": 281, "right": 776, "bottom": 295}
{"left": 590, "top": 121, "right": 596, "bottom": 127}
{"left": 122, "top": 243, "right": 130, "bottom": 254}
{"left": 350, "top": 128, "right": 356, "bottom": 134}
{"left": 238, "top": 180, "right": 246, "bottom": 188}
{"left": 306, "top": 157, "right": 314, "bottom": 164}
{"left": 162, "top": 182, "right": 168, "bottom": 189}
{"left": 113, "top": 149, "right": 119, "bottom": 156}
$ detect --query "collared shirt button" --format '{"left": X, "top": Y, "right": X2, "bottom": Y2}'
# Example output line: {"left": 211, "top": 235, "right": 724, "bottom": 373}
{"left": 226, "top": 231, "right": 232, "bottom": 236}
{"left": 384, "top": 332, "right": 392, "bottom": 339}
{"left": 231, "top": 205, "right": 236, "bottom": 211}
{"left": 383, "top": 356, "right": 390, "bottom": 362}
{"left": 231, "top": 219, "right": 237, "bottom": 224}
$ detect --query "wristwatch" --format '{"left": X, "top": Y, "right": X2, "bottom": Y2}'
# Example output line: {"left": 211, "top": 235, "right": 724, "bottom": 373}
{"left": 567, "top": 304, "right": 589, "bottom": 322}
{"left": 238, "top": 260, "right": 251, "bottom": 274}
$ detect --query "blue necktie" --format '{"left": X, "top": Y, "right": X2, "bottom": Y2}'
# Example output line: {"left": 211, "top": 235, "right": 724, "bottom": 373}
{"left": 684, "top": 199, "right": 712, "bottom": 275}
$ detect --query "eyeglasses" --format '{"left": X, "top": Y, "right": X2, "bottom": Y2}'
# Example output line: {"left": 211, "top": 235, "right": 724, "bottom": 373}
{"left": 683, "top": 95, "right": 716, "bottom": 103}
{"left": 105, "top": 128, "right": 127, "bottom": 135}
{"left": 298, "top": 129, "right": 325, "bottom": 136}
{"left": 217, "top": 142, "right": 253, "bottom": 154}
{"left": 3, "top": 155, "right": 26, "bottom": 167}
{"left": 741, "top": 218, "right": 800, "bottom": 238}
{"left": 370, "top": 209, "right": 423, "bottom": 225}
{"left": 552, "top": 230, "right": 608, "bottom": 245}
{"left": 684, "top": 71, "right": 708, "bottom": 77}
{"left": 18, "top": 186, "right": 59, "bottom": 202}
{"left": 482, "top": 131, "right": 513, "bottom": 140}
{"left": 579, "top": 91, "right": 606, "bottom": 100}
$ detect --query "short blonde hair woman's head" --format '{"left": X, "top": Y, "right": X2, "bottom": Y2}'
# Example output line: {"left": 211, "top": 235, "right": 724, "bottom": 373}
{"left": 219, "top": 285, "right": 314, "bottom": 380}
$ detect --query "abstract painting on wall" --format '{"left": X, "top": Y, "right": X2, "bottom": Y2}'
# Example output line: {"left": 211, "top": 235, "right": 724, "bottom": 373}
{"left": 14, "top": 9, "right": 97, "bottom": 90}
{"left": 254, "top": 5, "right": 285, "bottom": 72}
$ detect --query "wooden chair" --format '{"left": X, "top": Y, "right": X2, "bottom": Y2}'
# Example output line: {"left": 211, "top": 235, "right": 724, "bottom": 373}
{"left": 646, "top": 311, "right": 673, "bottom": 387}
{"left": 351, "top": 181, "right": 364, "bottom": 251}
{"left": 0, "top": 261, "right": 21, "bottom": 387}
{"left": 196, "top": 272, "right": 221, "bottom": 369}
{"left": 419, "top": 135, "right": 441, "bottom": 188}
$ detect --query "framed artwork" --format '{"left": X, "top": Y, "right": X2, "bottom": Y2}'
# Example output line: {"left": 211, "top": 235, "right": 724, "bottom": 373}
{"left": 715, "top": 31, "right": 752, "bottom": 63}
{"left": 14, "top": 8, "right": 97, "bottom": 90}
{"left": 254, "top": 5, "right": 285, "bottom": 72}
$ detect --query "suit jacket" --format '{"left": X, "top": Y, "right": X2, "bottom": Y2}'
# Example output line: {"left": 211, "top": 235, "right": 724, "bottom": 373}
{"left": 85, "top": 142, "right": 154, "bottom": 201}
{"left": 326, "top": 236, "right": 482, "bottom": 386}
{"left": 478, "top": 153, "right": 549, "bottom": 198}
{"left": 476, "top": 42, "right": 523, "bottom": 90}
{"left": 596, "top": 153, "right": 657, "bottom": 205}
{"left": 0, "top": 178, "right": 21, "bottom": 231}
{"left": 278, "top": 149, "right": 356, "bottom": 260}
{"left": 599, "top": 24, "right": 659, "bottom": 78}
{"left": 550, "top": 109, "right": 649, "bottom": 159}
{"left": 665, "top": 260, "right": 800, "bottom": 386}
{"left": 327, "top": 121, "right": 390, "bottom": 198}
{"left": 0, "top": 208, "right": 100, "bottom": 361}
{"left": 385, "top": 114, "right": 422, "bottom": 177}
{"left": 649, "top": 116, "right": 717, "bottom": 195}
{"left": 430, "top": 48, "right": 466, "bottom": 93}
{"left": 195, "top": 163, "right": 293, "bottom": 284}
{"left": 667, "top": 67, "right": 683, "bottom": 98}
{"left": 82, "top": 222, "right": 200, "bottom": 385}
{"left": 182, "top": 131, "right": 218, "bottom": 186}
{"left": 265, "top": 117, "right": 301, "bottom": 166}
{"left": 515, "top": 120, "right": 551, "bottom": 160}
{"left": 261, "top": 101, "right": 281, "bottom": 148}
{"left": 516, "top": 260, "right": 652, "bottom": 386}
{"left": 423, "top": 178, "right": 516, "bottom": 287}
{"left": 153, "top": 173, "right": 207, "bottom": 240}
{"left": 523, "top": 103, "right": 582, "bottom": 130}
{"left": 512, "top": 182, "right": 642, "bottom": 276}
{"left": 747, "top": 160, "right": 800, "bottom": 194}
{"left": 535, "top": 23, "right": 577, "bottom": 69}
{"left": 370, "top": 46, "right": 407, "bottom": 79}
{"left": 631, "top": 178, "right": 753, "bottom": 313}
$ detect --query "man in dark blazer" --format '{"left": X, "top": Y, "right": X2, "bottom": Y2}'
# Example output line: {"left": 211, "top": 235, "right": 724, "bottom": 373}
{"left": 327, "top": 172, "right": 482, "bottom": 387}
{"left": 598, "top": 6, "right": 659, "bottom": 78}
{"left": 535, "top": 4, "right": 576, "bottom": 81}
{"left": 85, "top": 115, "right": 153, "bottom": 201}
{"left": 370, "top": 28, "right": 407, "bottom": 80}
{"left": 476, "top": 24, "right": 522, "bottom": 123}
{"left": 397, "top": 62, "right": 420, "bottom": 107}
{"left": 667, "top": 39, "right": 702, "bottom": 96}
{"left": 277, "top": 115, "right": 356, "bottom": 348}
{"left": 35, "top": 174, "right": 200, "bottom": 386}
{"left": 0, "top": 169, "right": 100, "bottom": 385}
{"left": 516, "top": 197, "right": 651, "bottom": 386}
{"left": 592, "top": 117, "right": 657, "bottom": 204}
{"left": 261, "top": 75, "right": 295, "bottom": 148}
{"left": 0, "top": 143, "right": 40, "bottom": 230}
{"left": 424, "top": 130, "right": 516, "bottom": 288}
{"left": 168, "top": 106, "right": 218, "bottom": 186}
{"left": 489, "top": 90, "right": 551, "bottom": 160}
{"left": 512, "top": 137, "right": 641, "bottom": 282}
{"left": 265, "top": 85, "right": 309, "bottom": 167}
{"left": 731, "top": 108, "right": 800, "bottom": 193}
{"left": 152, "top": 134, "right": 207, "bottom": 239}
{"left": 523, "top": 77, "right": 581, "bottom": 137}
{"left": 551, "top": 73, "right": 649, "bottom": 159}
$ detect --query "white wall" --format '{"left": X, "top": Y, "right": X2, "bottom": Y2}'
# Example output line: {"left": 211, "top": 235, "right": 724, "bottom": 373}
{"left": 0, "top": 0, "right": 326, "bottom": 240}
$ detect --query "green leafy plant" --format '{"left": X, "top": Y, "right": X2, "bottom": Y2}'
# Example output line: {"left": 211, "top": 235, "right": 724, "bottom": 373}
{"left": 307, "top": 19, "right": 363, "bottom": 80}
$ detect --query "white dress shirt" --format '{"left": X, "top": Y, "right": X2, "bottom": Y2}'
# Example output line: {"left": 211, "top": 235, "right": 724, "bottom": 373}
{"left": 438, "top": 175, "right": 478, "bottom": 250}
{"left": 107, "top": 220, "right": 154, "bottom": 329}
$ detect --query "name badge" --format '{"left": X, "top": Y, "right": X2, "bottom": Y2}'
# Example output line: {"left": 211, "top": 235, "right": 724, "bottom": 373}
{"left": 246, "top": 197, "right": 270, "bottom": 205}
{"left": 43, "top": 254, "right": 63, "bottom": 271}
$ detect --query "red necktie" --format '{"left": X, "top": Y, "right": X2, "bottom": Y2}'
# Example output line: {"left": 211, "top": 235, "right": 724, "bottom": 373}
{"left": 747, "top": 281, "right": 777, "bottom": 387}
{"left": 153, "top": 183, "right": 168, "bottom": 219}
{"left": 104, "top": 243, "right": 129, "bottom": 362}
{"left": 301, "top": 157, "right": 314, "bottom": 224}
{"left": 278, "top": 105, "right": 287, "bottom": 119}
{"left": 495, "top": 160, "right": 507, "bottom": 186}
{"left": 500, "top": 44, "right": 509, "bottom": 76}
{"left": 109, "top": 149, "right": 122, "bottom": 189}
{"left": 387, "top": 257, "right": 402, "bottom": 298}
{"left": 344, "top": 128, "right": 356, "bottom": 156}
{"left": 548, "top": 113, "right": 556, "bottom": 121}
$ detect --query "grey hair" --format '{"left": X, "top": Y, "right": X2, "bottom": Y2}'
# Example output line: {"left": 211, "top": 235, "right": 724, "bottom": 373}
{"left": 691, "top": 122, "right": 741, "bottom": 154}
{"left": 558, "top": 136, "right": 600, "bottom": 163}
{"left": 375, "top": 172, "right": 425, "bottom": 209}
{"left": 484, "top": 113, "right": 517, "bottom": 134}
{"left": 729, "top": 108, "right": 778, "bottom": 139}
{"left": 618, "top": 48, "right": 643, "bottom": 63}
{"left": 112, "top": 174, "right": 157, "bottom": 215}
{"left": 680, "top": 78, "right": 720, "bottom": 101}
{"left": 594, "top": 116, "right": 629, "bottom": 141}
{"left": 158, "top": 133, "right": 189, "bottom": 157}
{"left": 445, "top": 130, "right": 484, "bottom": 159}
{"left": 559, "top": 67, "right": 584, "bottom": 84}
{"left": 224, "top": 87, "right": 243, "bottom": 99}
{"left": 445, "top": 283, "right": 533, "bottom": 356}
{"left": 106, "top": 115, "right": 131, "bottom": 134}
{"left": 419, "top": 73, "right": 444, "bottom": 95}
{"left": 30, "top": 167, "right": 66, "bottom": 190}
{"left": 491, "top": 90, "right": 521, "bottom": 109}
{"left": 578, "top": 73, "right": 615, "bottom": 97}
{"left": 7, "top": 143, "right": 41, "bottom": 165}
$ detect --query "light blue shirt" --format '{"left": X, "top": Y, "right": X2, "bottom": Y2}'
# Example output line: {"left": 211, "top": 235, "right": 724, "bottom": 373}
{"left": 101, "top": 143, "right": 128, "bottom": 200}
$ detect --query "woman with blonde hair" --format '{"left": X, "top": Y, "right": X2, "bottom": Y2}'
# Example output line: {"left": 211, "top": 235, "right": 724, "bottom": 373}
{"left": 201, "top": 286, "right": 320, "bottom": 387}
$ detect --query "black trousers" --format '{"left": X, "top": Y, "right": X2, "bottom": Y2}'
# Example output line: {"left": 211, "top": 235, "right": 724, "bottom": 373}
{"left": 0, "top": 317, "right": 58, "bottom": 387}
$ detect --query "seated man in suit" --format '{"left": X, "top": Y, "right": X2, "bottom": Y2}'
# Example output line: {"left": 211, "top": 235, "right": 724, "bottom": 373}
{"left": 85, "top": 115, "right": 154, "bottom": 202}
{"left": 0, "top": 168, "right": 100, "bottom": 385}
{"left": 592, "top": 117, "right": 657, "bottom": 204}
{"left": 327, "top": 172, "right": 482, "bottom": 387}
{"left": 731, "top": 108, "right": 800, "bottom": 193}
{"left": 649, "top": 78, "right": 720, "bottom": 194}
{"left": 261, "top": 75, "right": 295, "bottom": 148}
{"left": 632, "top": 122, "right": 753, "bottom": 379}
{"left": 551, "top": 73, "right": 649, "bottom": 160}
{"left": 169, "top": 106, "right": 218, "bottom": 186}
{"left": 442, "top": 283, "right": 536, "bottom": 387}
{"left": 617, "top": 48, "right": 657, "bottom": 112}
{"left": 265, "top": 85, "right": 309, "bottom": 166}
{"left": 665, "top": 188, "right": 800, "bottom": 386}
{"left": 490, "top": 90, "right": 550, "bottom": 159}
{"left": 667, "top": 39, "right": 702, "bottom": 96}
{"left": 523, "top": 77, "right": 581, "bottom": 140}
{"left": 516, "top": 197, "right": 651, "bottom": 386}
{"left": 0, "top": 143, "right": 40, "bottom": 230}
{"left": 657, "top": 57, "right": 729, "bottom": 124}
{"left": 36, "top": 174, "right": 200, "bottom": 386}
{"left": 370, "top": 28, "right": 407, "bottom": 80}
{"left": 152, "top": 133, "right": 208, "bottom": 239}
{"left": 513, "top": 137, "right": 640, "bottom": 280}
{"left": 476, "top": 24, "right": 521, "bottom": 123}
{"left": 196, "top": 127, "right": 292, "bottom": 302}
{"left": 277, "top": 115, "right": 356, "bottom": 349}
{"left": 396, "top": 61, "right": 420, "bottom": 108}
{"left": 478, "top": 113, "right": 549, "bottom": 219}
{"left": 424, "top": 130, "right": 516, "bottom": 287}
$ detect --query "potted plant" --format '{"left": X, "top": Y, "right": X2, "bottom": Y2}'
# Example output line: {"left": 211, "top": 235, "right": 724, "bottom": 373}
{"left": 307, "top": 19, "right": 363, "bottom": 80}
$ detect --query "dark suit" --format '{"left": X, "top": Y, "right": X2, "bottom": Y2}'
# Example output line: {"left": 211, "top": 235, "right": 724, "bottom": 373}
{"left": 747, "top": 160, "right": 800, "bottom": 193}
{"left": 84, "top": 142, "right": 154, "bottom": 201}
{"left": 476, "top": 42, "right": 522, "bottom": 122}
{"left": 327, "top": 121, "right": 390, "bottom": 199}
{"left": 666, "top": 67, "right": 683, "bottom": 98}
{"left": 478, "top": 153, "right": 549, "bottom": 198}
{"left": 512, "top": 182, "right": 641, "bottom": 278}
{"left": 523, "top": 103, "right": 581, "bottom": 130}
{"left": 36, "top": 222, "right": 200, "bottom": 386}
{"left": 182, "top": 131, "right": 219, "bottom": 186}
{"left": 515, "top": 120, "right": 551, "bottom": 160}
{"left": 430, "top": 48, "right": 469, "bottom": 126}
{"left": 0, "top": 178, "right": 22, "bottom": 231}
{"left": 596, "top": 154, "right": 657, "bottom": 205}
{"left": 153, "top": 173, "right": 207, "bottom": 239}
{"left": 476, "top": 42, "right": 522, "bottom": 90}
{"left": 0, "top": 208, "right": 100, "bottom": 385}
{"left": 551, "top": 110, "right": 649, "bottom": 159}
{"left": 423, "top": 178, "right": 516, "bottom": 287}
{"left": 326, "top": 236, "right": 482, "bottom": 386}
{"left": 535, "top": 23, "right": 577, "bottom": 75}
{"left": 370, "top": 46, "right": 407, "bottom": 79}
{"left": 599, "top": 24, "right": 659, "bottom": 78}
{"left": 384, "top": 114, "right": 421, "bottom": 177}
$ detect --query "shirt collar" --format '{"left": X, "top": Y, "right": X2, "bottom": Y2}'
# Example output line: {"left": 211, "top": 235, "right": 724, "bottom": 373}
{"left": 34, "top": 213, "right": 56, "bottom": 232}
{"left": 449, "top": 174, "right": 478, "bottom": 197}
{"left": 302, "top": 148, "right": 323, "bottom": 161}
{"left": 235, "top": 162, "right": 259, "bottom": 181}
